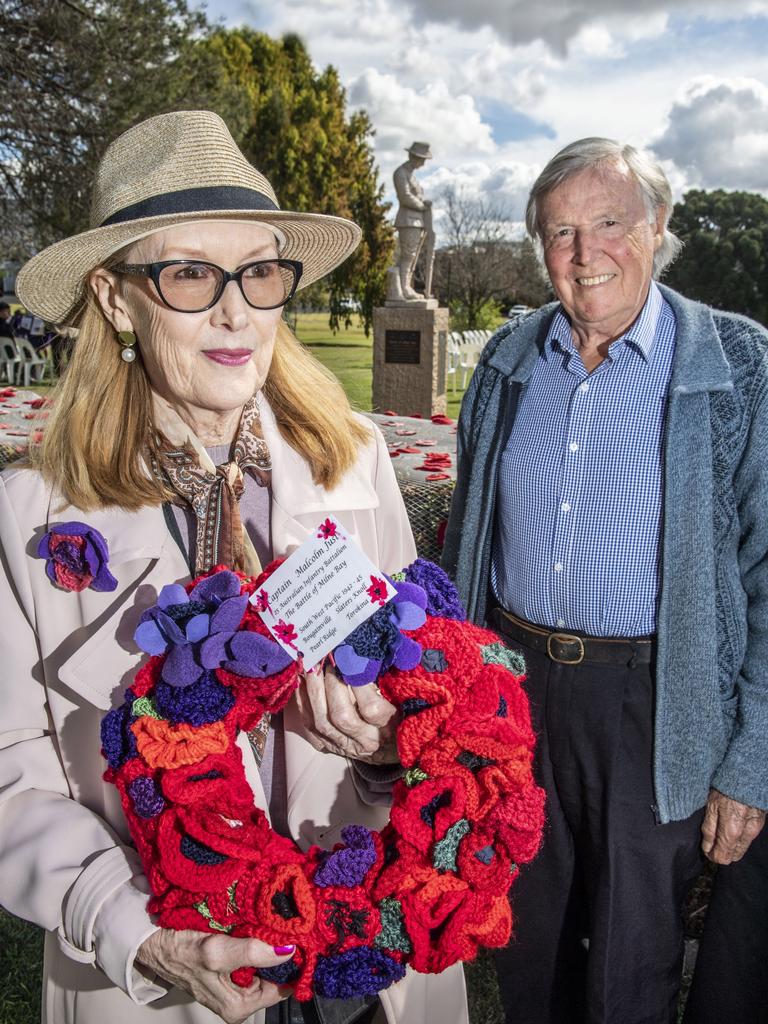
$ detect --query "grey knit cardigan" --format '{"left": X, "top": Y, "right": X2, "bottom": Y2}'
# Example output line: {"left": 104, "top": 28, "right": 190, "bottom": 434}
{"left": 442, "top": 284, "right": 768, "bottom": 823}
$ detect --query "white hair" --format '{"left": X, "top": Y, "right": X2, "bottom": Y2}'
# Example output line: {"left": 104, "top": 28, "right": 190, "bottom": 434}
{"left": 525, "top": 137, "right": 683, "bottom": 277}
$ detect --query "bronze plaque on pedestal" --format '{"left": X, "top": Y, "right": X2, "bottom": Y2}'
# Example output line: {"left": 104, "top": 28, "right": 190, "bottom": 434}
{"left": 385, "top": 329, "right": 421, "bottom": 364}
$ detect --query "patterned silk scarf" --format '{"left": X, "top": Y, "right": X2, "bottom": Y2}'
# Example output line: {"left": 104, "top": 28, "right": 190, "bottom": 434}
{"left": 150, "top": 393, "right": 273, "bottom": 763}
{"left": 151, "top": 393, "right": 271, "bottom": 576}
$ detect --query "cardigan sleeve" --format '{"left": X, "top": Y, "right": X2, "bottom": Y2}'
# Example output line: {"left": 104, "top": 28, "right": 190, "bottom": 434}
{"left": 710, "top": 376, "right": 768, "bottom": 808}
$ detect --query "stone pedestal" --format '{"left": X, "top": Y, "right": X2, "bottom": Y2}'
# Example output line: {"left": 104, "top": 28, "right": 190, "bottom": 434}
{"left": 372, "top": 305, "right": 449, "bottom": 417}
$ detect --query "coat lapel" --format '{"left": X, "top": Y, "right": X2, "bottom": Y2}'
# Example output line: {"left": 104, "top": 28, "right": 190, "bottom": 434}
{"left": 56, "top": 503, "right": 190, "bottom": 710}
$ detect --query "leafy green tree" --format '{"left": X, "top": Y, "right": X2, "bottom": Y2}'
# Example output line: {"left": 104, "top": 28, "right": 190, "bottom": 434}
{"left": 449, "top": 297, "right": 503, "bottom": 332}
{"left": 2, "top": 12, "right": 392, "bottom": 329}
{"left": 665, "top": 189, "right": 768, "bottom": 326}
{"left": 1, "top": 0, "right": 208, "bottom": 252}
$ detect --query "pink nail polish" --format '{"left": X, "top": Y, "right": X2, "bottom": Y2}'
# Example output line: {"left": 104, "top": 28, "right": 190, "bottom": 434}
{"left": 273, "top": 944, "right": 295, "bottom": 955}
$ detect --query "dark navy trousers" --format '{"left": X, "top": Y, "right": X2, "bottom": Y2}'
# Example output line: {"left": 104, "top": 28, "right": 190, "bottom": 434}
{"left": 683, "top": 822, "right": 768, "bottom": 1024}
{"left": 495, "top": 641, "right": 704, "bottom": 1024}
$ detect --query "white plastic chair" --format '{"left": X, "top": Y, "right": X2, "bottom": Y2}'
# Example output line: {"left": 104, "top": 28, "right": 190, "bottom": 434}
{"left": 0, "top": 338, "right": 20, "bottom": 384}
{"left": 455, "top": 333, "right": 475, "bottom": 390}
{"left": 15, "top": 337, "right": 50, "bottom": 386}
{"left": 446, "top": 332, "right": 463, "bottom": 392}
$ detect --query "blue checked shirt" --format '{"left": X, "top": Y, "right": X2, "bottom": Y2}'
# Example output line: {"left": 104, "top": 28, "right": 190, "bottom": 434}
{"left": 492, "top": 282, "right": 676, "bottom": 637}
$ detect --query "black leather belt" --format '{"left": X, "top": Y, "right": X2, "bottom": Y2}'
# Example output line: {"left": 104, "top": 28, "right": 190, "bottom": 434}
{"left": 490, "top": 607, "right": 654, "bottom": 667}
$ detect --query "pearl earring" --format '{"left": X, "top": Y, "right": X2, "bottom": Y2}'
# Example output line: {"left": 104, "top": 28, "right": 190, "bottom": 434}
{"left": 117, "top": 329, "right": 137, "bottom": 363}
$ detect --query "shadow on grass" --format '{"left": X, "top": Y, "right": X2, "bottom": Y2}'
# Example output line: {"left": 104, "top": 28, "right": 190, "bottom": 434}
{"left": 0, "top": 909, "right": 42, "bottom": 1024}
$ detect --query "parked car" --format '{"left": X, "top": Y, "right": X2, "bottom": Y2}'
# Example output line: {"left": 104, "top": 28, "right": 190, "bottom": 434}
{"left": 506, "top": 304, "right": 532, "bottom": 318}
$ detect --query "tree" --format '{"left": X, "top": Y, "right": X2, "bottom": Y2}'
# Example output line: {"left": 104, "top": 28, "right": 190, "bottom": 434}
{"left": 1, "top": 9, "right": 393, "bottom": 331}
{"left": 432, "top": 186, "right": 551, "bottom": 329}
{"left": 183, "top": 30, "right": 393, "bottom": 332}
{"left": 1, "top": 0, "right": 209, "bottom": 252}
{"left": 665, "top": 189, "right": 768, "bottom": 326}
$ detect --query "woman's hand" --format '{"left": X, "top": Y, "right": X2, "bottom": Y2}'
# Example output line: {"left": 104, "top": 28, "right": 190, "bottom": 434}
{"left": 295, "top": 665, "right": 398, "bottom": 763}
{"left": 137, "top": 929, "right": 294, "bottom": 1024}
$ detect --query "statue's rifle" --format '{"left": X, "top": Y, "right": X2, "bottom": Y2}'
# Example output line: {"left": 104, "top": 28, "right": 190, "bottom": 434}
{"left": 423, "top": 203, "right": 436, "bottom": 298}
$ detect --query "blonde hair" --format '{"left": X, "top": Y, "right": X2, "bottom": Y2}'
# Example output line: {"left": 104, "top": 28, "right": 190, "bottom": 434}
{"left": 31, "top": 301, "right": 370, "bottom": 511}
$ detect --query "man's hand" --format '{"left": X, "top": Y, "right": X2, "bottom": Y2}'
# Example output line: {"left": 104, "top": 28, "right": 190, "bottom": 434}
{"left": 700, "top": 788, "right": 766, "bottom": 864}
{"left": 137, "top": 930, "right": 294, "bottom": 1024}
{"left": 295, "top": 665, "right": 398, "bottom": 763}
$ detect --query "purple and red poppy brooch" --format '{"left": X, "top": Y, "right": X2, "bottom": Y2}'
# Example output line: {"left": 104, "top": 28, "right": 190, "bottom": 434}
{"left": 37, "top": 521, "right": 118, "bottom": 593}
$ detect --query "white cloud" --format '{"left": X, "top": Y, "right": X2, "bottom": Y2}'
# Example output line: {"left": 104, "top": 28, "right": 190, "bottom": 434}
{"left": 202, "top": 0, "right": 768, "bottom": 202}
{"left": 348, "top": 68, "right": 495, "bottom": 173}
{"left": 405, "top": 0, "right": 768, "bottom": 51}
{"left": 424, "top": 159, "right": 539, "bottom": 223}
{"left": 652, "top": 76, "right": 768, "bottom": 191}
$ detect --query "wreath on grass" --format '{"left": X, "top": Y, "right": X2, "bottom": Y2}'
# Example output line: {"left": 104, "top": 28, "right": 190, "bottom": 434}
{"left": 101, "top": 558, "right": 544, "bottom": 1002}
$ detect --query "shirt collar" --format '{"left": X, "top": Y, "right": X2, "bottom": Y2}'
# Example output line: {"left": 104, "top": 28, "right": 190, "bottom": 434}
{"left": 545, "top": 281, "right": 664, "bottom": 363}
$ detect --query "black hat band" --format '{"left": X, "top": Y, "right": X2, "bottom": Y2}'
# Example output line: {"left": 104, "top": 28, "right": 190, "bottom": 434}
{"left": 101, "top": 186, "right": 280, "bottom": 227}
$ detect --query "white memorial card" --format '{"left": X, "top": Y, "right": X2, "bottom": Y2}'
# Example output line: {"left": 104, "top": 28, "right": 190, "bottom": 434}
{"left": 250, "top": 516, "right": 397, "bottom": 667}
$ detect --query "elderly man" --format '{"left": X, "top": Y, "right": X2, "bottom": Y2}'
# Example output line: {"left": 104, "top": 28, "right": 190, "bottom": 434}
{"left": 442, "top": 138, "right": 768, "bottom": 1024}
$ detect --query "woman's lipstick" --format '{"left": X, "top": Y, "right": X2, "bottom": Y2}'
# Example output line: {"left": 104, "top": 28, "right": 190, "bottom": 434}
{"left": 203, "top": 349, "right": 252, "bottom": 366}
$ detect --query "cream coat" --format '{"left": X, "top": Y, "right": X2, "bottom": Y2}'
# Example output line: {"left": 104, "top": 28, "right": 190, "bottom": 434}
{"left": 0, "top": 405, "right": 467, "bottom": 1024}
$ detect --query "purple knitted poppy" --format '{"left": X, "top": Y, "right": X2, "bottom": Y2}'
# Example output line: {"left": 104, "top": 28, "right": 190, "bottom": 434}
{"left": 313, "top": 947, "right": 406, "bottom": 999}
{"left": 134, "top": 570, "right": 262, "bottom": 688}
{"left": 153, "top": 672, "right": 235, "bottom": 726}
{"left": 314, "top": 826, "right": 378, "bottom": 888}
{"left": 257, "top": 960, "right": 301, "bottom": 985}
{"left": 37, "top": 521, "right": 117, "bottom": 593}
{"left": 101, "top": 704, "right": 138, "bottom": 770}
{"left": 128, "top": 777, "right": 165, "bottom": 818}
{"left": 404, "top": 559, "right": 465, "bottom": 620}
{"left": 333, "top": 578, "right": 427, "bottom": 686}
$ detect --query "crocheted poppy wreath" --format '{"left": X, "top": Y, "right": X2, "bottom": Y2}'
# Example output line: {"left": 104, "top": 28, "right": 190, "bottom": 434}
{"left": 102, "top": 558, "right": 544, "bottom": 1002}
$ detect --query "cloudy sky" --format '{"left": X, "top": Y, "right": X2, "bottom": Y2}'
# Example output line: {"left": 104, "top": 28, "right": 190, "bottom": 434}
{"left": 202, "top": 0, "right": 768, "bottom": 224}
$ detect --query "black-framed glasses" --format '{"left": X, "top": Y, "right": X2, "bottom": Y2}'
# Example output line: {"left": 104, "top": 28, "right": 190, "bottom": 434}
{"left": 112, "top": 258, "right": 303, "bottom": 313}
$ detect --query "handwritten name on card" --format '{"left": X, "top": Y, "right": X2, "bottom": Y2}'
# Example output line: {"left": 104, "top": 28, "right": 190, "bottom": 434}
{"left": 251, "top": 516, "right": 397, "bottom": 667}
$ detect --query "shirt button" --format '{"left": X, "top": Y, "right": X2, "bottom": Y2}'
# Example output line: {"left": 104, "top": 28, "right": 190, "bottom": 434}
{"left": 569, "top": 442, "right": 579, "bottom": 452}
{"left": 561, "top": 501, "right": 571, "bottom": 512}
{"left": 556, "top": 619, "right": 566, "bottom": 628}
{"left": 554, "top": 562, "right": 563, "bottom": 573}
{"left": 579, "top": 382, "right": 589, "bottom": 393}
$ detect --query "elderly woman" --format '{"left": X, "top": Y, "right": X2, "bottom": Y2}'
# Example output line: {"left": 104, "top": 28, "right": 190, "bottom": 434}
{"left": 0, "top": 110, "right": 467, "bottom": 1024}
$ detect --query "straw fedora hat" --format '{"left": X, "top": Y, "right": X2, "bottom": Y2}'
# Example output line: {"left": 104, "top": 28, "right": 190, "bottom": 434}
{"left": 16, "top": 110, "right": 362, "bottom": 325}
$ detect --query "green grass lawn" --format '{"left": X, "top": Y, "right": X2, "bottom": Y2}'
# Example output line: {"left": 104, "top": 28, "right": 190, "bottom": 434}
{"left": 0, "top": 908, "right": 42, "bottom": 1024}
{"left": 294, "top": 311, "right": 470, "bottom": 419}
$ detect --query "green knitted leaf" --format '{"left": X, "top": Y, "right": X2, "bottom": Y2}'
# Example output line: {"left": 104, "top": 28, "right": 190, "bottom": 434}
{"left": 193, "top": 900, "right": 232, "bottom": 933}
{"left": 390, "top": 571, "right": 407, "bottom": 582}
{"left": 404, "top": 767, "right": 428, "bottom": 787}
{"left": 227, "top": 882, "right": 239, "bottom": 915}
{"left": 432, "top": 818, "right": 471, "bottom": 872}
{"left": 132, "top": 696, "right": 161, "bottom": 719}
{"left": 481, "top": 642, "right": 526, "bottom": 675}
{"left": 374, "top": 897, "right": 412, "bottom": 953}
